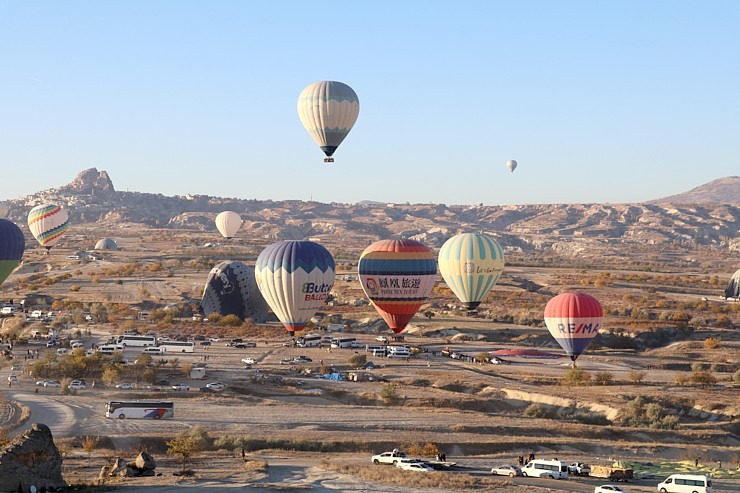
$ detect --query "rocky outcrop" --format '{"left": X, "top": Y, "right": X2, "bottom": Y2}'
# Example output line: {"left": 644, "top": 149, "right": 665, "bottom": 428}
{"left": 0, "top": 423, "right": 66, "bottom": 493}
{"left": 60, "top": 167, "right": 115, "bottom": 195}
{"left": 98, "top": 451, "right": 157, "bottom": 481}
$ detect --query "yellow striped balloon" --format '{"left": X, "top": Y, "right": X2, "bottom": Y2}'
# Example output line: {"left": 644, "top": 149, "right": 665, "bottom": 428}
{"left": 438, "top": 233, "right": 504, "bottom": 311}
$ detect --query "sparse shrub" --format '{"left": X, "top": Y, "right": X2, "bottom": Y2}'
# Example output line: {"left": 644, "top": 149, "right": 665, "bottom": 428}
{"left": 593, "top": 372, "right": 614, "bottom": 385}
{"left": 219, "top": 314, "right": 243, "bottom": 327}
{"left": 70, "top": 285, "right": 81, "bottom": 292}
{"left": 691, "top": 362, "right": 706, "bottom": 373}
{"left": 704, "top": 337, "right": 720, "bottom": 350}
{"left": 689, "top": 371, "right": 716, "bottom": 387}
{"left": 733, "top": 370, "right": 740, "bottom": 383}
{"left": 674, "top": 374, "right": 690, "bottom": 386}
{"left": 380, "top": 383, "right": 398, "bottom": 402}
{"left": 524, "top": 403, "right": 551, "bottom": 419}
{"left": 404, "top": 441, "right": 440, "bottom": 458}
{"left": 562, "top": 366, "right": 591, "bottom": 386}
{"left": 348, "top": 353, "right": 367, "bottom": 367}
{"left": 626, "top": 370, "right": 646, "bottom": 384}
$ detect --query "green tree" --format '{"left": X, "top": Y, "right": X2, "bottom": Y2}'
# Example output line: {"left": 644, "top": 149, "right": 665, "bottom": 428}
{"left": 348, "top": 353, "right": 367, "bottom": 367}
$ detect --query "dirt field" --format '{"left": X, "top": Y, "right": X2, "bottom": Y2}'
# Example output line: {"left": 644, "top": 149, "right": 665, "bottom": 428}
{"left": 1, "top": 225, "right": 739, "bottom": 491}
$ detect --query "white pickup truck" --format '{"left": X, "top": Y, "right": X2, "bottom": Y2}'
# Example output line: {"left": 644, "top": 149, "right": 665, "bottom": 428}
{"left": 371, "top": 451, "right": 407, "bottom": 465}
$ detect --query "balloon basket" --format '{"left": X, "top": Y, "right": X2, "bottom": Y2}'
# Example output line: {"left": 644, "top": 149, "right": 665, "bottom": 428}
{"left": 324, "top": 158, "right": 334, "bottom": 163}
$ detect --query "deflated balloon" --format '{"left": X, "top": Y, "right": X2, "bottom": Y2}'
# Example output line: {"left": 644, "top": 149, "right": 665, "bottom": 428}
{"left": 255, "top": 240, "right": 336, "bottom": 335}
{"left": 544, "top": 292, "right": 603, "bottom": 363}
{"left": 506, "top": 160, "right": 518, "bottom": 173}
{"left": 725, "top": 269, "right": 740, "bottom": 299}
{"left": 215, "top": 211, "right": 242, "bottom": 239}
{"left": 358, "top": 239, "right": 437, "bottom": 334}
{"left": 297, "top": 81, "right": 360, "bottom": 162}
{"left": 27, "top": 203, "right": 69, "bottom": 251}
{"left": 438, "top": 232, "right": 504, "bottom": 311}
{"left": 201, "top": 260, "right": 269, "bottom": 322}
{"left": 0, "top": 219, "right": 25, "bottom": 287}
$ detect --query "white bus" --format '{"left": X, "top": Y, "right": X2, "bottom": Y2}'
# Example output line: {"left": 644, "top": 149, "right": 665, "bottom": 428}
{"left": 296, "top": 334, "right": 322, "bottom": 348}
{"left": 521, "top": 459, "right": 569, "bottom": 479}
{"left": 330, "top": 336, "right": 356, "bottom": 349}
{"left": 117, "top": 335, "right": 157, "bottom": 347}
{"left": 106, "top": 401, "right": 174, "bottom": 420}
{"left": 158, "top": 341, "right": 195, "bottom": 353}
{"left": 657, "top": 474, "right": 712, "bottom": 493}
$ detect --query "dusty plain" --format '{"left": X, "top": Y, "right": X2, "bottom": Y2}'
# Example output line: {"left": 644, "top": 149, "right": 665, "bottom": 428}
{"left": 1, "top": 224, "right": 739, "bottom": 492}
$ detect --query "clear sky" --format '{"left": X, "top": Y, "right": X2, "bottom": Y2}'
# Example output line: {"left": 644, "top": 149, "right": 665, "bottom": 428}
{"left": 0, "top": 1, "right": 737, "bottom": 206}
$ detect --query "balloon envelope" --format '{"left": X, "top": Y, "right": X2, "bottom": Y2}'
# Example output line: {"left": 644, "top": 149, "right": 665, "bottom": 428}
{"left": 94, "top": 238, "right": 118, "bottom": 250}
{"left": 0, "top": 219, "right": 25, "bottom": 287}
{"left": 215, "top": 211, "right": 242, "bottom": 239}
{"left": 255, "top": 240, "right": 336, "bottom": 334}
{"left": 725, "top": 269, "right": 740, "bottom": 299}
{"left": 438, "top": 233, "right": 504, "bottom": 311}
{"left": 358, "top": 239, "right": 437, "bottom": 334}
{"left": 297, "top": 81, "right": 360, "bottom": 161}
{"left": 201, "top": 260, "right": 269, "bottom": 322}
{"left": 27, "top": 204, "right": 69, "bottom": 250}
{"left": 506, "top": 160, "right": 518, "bottom": 173}
{"left": 544, "top": 292, "right": 603, "bottom": 362}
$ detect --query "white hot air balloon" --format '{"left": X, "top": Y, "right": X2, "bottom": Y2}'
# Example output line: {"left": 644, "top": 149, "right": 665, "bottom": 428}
{"left": 506, "top": 160, "right": 518, "bottom": 173}
{"left": 215, "top": 211, "right": 243, "bottom": 239}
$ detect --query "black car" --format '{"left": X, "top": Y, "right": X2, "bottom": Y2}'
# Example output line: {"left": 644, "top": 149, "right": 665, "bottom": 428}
{"left": 199, "top": 341, "right": 211, "bottom": 346}
{"left": 233, "top": 343, "right": 248, "bottom": 349}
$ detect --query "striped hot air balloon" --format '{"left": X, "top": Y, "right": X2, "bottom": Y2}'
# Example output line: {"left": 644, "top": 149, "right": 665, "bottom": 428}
{"left": 544, "top": 292, "right": 603, "bottom": 364}
{"left": 438, "top": 232, "right": 505, "bottom": 311}
{"left": 0, "top": 219, "right": 25, "bottom": 287}
{"left": 358, "top": 239, "right": 437, "bottom": 334}
{"left": 255, "top": 240, "right": 336, "bottom": 336}
{"left": 27, "top": 203, "right": 69, "bottom": 252}
{"left": 297, "top": 81, "right": 360, "bottom": 163}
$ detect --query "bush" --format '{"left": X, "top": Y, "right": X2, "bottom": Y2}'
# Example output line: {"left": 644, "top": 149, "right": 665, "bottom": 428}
{"left": 562, "top": 367, "right": 591, "bottom": 386}
{"left": 524, "top": 403, "right": 551, "bottom": 419}
{"left": 626, "top": 370, "right": 646, "bottom": 384}
{"left": 593, "top": 372, "right": 614, "bottom": 385}
{"left": 348, "top": 353, "right": 367, "bottom": 367}
{"left": 380, "top": 383, "right": 398, "bottom": 402}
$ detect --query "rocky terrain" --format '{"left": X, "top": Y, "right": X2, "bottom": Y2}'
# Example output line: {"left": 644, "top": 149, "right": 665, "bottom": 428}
{"left": 2, "top": 168, "right": 739, "bottom": 266}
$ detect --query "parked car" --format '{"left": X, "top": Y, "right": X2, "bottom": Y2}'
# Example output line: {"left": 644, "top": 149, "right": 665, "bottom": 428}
{"left": 394, "top": 458, "right": 423, "bottom": 468}
{"left": 399, "top": 462, "right": 434, "bottom": 472}
{"left": 569, "top": 462, "right": 591, "bottom": 476}
{"left": 371, "top": 451, "right": 406, "bottom": 465}
{"left": 171, "top": 383, "right": 190, "bottom": 391}
{"left": 7, "top": 375, "right": 18, "bottom": 383}
{"left": 241, "top": 357, "right": 257, "bottom": 365}
{"left": 115, "top": 383, "right": 135, "bottom": 389}
{"left": 491, "top": 465, "right": 522, "bottom": 477}
{"left": 594, "top": 486, "right": 629, "bottom": 493}
{"left": 199, "top": 341, "right": 211, "bottom": 346}
{"left": 233, "top": 343, "right": 249, "bottom": 349}
{"left": 296, "top": 355, "right": 312, "bottom": 362}
{"left": 68, "top": 381, "right": 86, "bottom": 390}
{"left": 10, "top": 364, "right": 20, "bottom": 371}
{"left": 375, "top": 336, "right": 388, "bottom": 343}
{"left": 206, "top": 382, "right": 226, "bottom": 391}
{"left": 43, "top": 380, "right": 61, "bottom": 387}
{"left": 208, "top": 337, "right": 221, "bottom": 342}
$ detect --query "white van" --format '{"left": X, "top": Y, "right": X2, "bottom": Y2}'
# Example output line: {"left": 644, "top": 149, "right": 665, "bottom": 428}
{"left": 98, "top": 344, "right": 124, "bottom": 353}
{"left": 521, "top": 459, "right": 569, "bottom": 479}
{"left": 657, "top": 474, "right": 712, "bottom": 493}
{"left": 387, "top": 349, "right": 410, "bottom": 359}
{"left": 142, "top": 347, "right": 163, "bottom": 355}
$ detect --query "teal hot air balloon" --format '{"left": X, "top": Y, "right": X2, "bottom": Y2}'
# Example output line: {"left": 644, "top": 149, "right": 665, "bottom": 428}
{"left": 297, "top": 81, "right": 360, "bottom": 163}
{"left": 438, "top": 233, "right": 505, "bottom": 311}
{"left": 0, "top": 219, "right": 25, "bottom": 287}
{"left": 255, "top": 240, "right": 336, "bottom": 336}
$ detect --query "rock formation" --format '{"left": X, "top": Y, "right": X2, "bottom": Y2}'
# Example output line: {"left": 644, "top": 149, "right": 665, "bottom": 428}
{"left": 0, "top": 423, "right": 66, "bottom": 493}
{"left": 98, "top": 451, "right": 157, "bottom": 481}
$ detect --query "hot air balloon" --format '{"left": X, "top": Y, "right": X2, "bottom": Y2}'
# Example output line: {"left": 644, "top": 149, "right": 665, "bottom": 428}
{"left": 358, "top": 239, "right": 437, "bottom": 334}
{"left": 297, "top": 80, "right": 360, "bottom": 163}
{"left": 94, "top": 238, "right": 118, "bottom": 250}
{"left": 506, "top": 160, "right": 518, "bottom": 173}
{"left": 27, "top": 203, "right": 69, "bottom": 252}
{"left": 0, "top": 219, "right": 25, "bottom": 287}
{"left": 201, "top": 260, "right": 269, "bottom": 322}
{"left": 215, "top": 211, "right": 242, "bottom": 239}
{"left": 438, "top": 232, "right": 505, "bottom": 311}
{"left": 725, "top": 269, "right": 740, "bottom": 300}
{"left": 255, "top": 240, "right": 336, "bottom": 336}
{"left": 544, "top": 292, "right": 603, "bottom": 365}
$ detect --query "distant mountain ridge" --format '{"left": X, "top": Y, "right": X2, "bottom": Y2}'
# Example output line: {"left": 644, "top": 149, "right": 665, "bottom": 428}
{"left": 650, "top": 176, "right": 740, "bottom": 205}
{"left": 4, "top": 169, "right": 739, "bottom": 260}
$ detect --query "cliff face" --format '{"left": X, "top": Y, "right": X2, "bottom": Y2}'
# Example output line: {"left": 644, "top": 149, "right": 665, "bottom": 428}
{"left": 5, "top": 170, "right": 739, "bottom": 259}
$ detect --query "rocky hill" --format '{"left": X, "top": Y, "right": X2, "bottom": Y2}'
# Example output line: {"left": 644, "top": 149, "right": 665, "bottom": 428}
{"left": 650, "top": 176, "right": 740, "bottom": 205}
{"left": 4, "top": 169, "right": 739, "bottom": 262}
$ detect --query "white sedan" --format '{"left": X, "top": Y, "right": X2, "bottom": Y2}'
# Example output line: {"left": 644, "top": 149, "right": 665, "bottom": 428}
{"left": 491, "top": 465, "right": 522, "bottom": 477}
{"left": 115, "top": 383, "right": 135, "bottom": 389}
{"left": 595, "top": 486, "right": 630, "bottom": 493}
{"left": 206, "top": 382, "right": 226, "bottom": 391}
{"left": 171, "top": 383, "right": 190, "bottom": 391}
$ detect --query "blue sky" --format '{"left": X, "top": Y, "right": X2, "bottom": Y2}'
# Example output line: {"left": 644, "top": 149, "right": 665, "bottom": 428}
{"left": 0, "top": 1, "right": 737, "bottom": 206}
